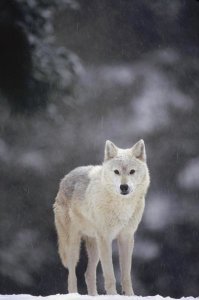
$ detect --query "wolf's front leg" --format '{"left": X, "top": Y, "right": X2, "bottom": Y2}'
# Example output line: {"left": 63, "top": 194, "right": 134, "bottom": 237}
{"left": 117, "top": 233, "right": 134, "bottom": 295}
{"left": 97, "top": 236, "right": 117, "bottom": 295}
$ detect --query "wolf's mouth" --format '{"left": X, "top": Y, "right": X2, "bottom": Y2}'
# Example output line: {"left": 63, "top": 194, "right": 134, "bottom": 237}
{"left": 121, "top": 191, "right": 129, "bottom": 195}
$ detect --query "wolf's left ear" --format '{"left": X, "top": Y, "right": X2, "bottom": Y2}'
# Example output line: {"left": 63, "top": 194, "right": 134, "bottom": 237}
{"left": 131, "top": 139, "right": 146, "bottom": 162}
{"left": 104, "top": 140, "right": 118, "bottom": 161}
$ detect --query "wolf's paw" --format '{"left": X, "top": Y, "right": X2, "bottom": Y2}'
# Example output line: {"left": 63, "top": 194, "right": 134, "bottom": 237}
{"left": 88, "top": 291, "right": 98, "bottom": 296}
{"left": 122, "top": 288, "right": 134, "bottom": 296}
{"left": 106, "top": 286, "right": 117, "bottom": 295}
{"left": 105, "top": 279, "right": 117, "bottom": 295}
{"left": 107, "top": 290, "right": 117, "bottom": 295}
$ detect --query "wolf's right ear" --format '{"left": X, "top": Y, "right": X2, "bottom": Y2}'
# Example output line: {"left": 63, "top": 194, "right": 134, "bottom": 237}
{"left": 104, "top": 140, "right": 118, "bottom": 161}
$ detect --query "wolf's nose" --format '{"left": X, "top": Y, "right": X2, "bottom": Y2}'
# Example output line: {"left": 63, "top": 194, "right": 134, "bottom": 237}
{"left": 120, "top": 184, "right": 129, "bottom": 193}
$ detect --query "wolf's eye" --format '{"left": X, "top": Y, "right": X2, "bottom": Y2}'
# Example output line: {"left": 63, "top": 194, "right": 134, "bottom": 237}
{"left": 130, "top": 169, "right": 135, "bottom": 175}
{"left": 114, "top": 169, "right": 120, "bottom": 175}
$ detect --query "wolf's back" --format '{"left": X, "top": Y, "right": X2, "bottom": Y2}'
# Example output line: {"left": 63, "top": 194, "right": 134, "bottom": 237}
{"left": 60, "top": 166, "right": 94, "bottom": 202}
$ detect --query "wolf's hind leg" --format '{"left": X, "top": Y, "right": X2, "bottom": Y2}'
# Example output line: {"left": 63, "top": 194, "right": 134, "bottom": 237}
{"left": 67, "top": 231, "right": 81, "bottom": 294}
{"left": 85, "top": 237, "right": 99, "bottom": 295}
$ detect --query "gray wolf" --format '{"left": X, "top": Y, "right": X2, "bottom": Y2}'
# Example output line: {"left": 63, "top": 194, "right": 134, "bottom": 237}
{"left": 53, "top": 139, "right": 150, "bottom": 295}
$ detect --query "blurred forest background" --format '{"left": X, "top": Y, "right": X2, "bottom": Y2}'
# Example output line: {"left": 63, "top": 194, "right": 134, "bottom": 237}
{"left": 0, "top": 0, "right": 199, "bottom": 298}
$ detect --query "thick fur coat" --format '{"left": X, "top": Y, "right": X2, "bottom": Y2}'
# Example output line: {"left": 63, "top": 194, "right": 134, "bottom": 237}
{"left": 53, "top": 140, "right": 150, "bottom": 295}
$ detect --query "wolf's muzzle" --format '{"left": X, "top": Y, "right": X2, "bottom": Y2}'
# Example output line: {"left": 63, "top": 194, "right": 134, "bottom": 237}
{"left": 120, "top": 184, "right": 129, "bottom": 195}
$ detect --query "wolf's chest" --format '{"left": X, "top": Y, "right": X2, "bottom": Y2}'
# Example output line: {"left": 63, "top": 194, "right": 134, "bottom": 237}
{"left": 109, "top": 203, "right": 134, "bottom": 226}
{"left": 94, "top": 200, "right": 135, "bottom": 236}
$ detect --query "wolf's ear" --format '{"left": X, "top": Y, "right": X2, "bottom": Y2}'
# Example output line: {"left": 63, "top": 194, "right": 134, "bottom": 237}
{"left": 104, "top": 140, "right": 118, "bottom": 161}
{"left": 131, "top": 139, "right": 146, "bottom": 162}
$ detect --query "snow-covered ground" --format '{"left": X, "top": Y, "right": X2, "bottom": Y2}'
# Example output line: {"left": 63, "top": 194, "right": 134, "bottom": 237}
{"left": 0, "top": 294, "right": 197, "bottom": 300}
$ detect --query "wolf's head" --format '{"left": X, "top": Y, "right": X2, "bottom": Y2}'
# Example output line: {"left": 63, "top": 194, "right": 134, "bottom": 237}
{"left": 102, "top": 140, "right": 150, "bottom": 197}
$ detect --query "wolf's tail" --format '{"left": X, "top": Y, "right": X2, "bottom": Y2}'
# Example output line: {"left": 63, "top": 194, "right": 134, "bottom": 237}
{"left": 53, "top": 200, "right": 70, "bottom": 268}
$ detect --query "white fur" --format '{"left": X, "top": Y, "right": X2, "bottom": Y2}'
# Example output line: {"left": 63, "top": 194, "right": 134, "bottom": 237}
{"left": 53, "top": 140, "right": 150, "bottom": 295}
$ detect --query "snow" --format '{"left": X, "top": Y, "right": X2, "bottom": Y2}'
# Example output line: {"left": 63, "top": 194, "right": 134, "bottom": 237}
{"left": 0, "top": 294, "right": 197, "bottom": 300}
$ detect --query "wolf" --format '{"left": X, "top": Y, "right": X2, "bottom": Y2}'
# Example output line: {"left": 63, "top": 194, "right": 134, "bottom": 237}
{"left": 53, "top": 139, "right": 150, "bottom": 295}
